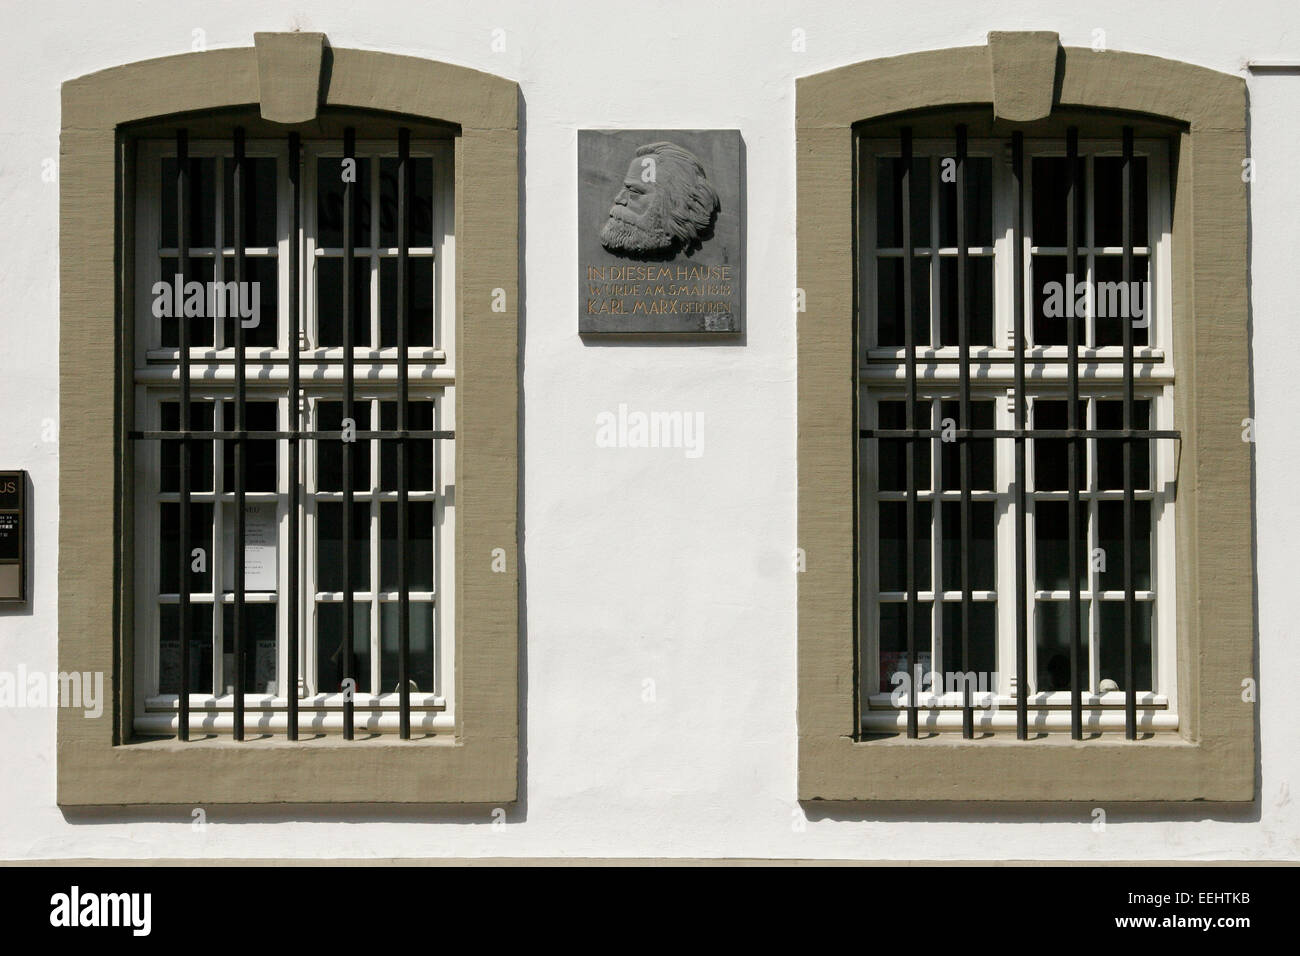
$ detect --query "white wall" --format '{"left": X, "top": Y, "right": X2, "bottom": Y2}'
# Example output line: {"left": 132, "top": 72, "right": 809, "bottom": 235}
{"left": 1, "top": 0, "right": 1297, "bottom": 861}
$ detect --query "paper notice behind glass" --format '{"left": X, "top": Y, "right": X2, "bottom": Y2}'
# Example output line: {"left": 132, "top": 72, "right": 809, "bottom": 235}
{"left": 223, "top": 501, "right": 278, "bottom": 591}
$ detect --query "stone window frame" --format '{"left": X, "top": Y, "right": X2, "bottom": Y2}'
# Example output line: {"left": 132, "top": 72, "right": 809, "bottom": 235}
{"left": 58, "top": 34, "right": 520, "bottom": 805}
{"left": 796, "top": 32, "right": 1255, "bottom": 801}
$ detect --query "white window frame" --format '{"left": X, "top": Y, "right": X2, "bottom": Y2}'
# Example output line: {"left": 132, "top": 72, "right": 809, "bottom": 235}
{"left": 131, "top": 137, "right": 457, "bottom": 736}
{"left": 857, "top": 135, "right": 1178, "bottom": 734}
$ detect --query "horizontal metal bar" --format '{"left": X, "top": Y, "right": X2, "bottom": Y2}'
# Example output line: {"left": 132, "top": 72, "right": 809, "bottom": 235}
{"left": 859, "top": 428, "right": 1179, "bottom": 440}
{"left": 129, "top": 430, "right": 454, "bottom": 441}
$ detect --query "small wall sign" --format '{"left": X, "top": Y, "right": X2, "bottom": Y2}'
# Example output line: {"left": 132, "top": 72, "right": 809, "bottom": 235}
{"left": 0, "top": 471, "right": 27, "bottom": 604}
{"left": 579, "top": 129, "right": 743, "bottom": 334}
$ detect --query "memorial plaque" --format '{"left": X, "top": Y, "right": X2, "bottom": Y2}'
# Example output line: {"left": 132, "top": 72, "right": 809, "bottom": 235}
{"left": 0, "top": 470, "right": 26, "bottom": 603}
{"left": 579, "top": 129, "right": 742, "bottom": 334}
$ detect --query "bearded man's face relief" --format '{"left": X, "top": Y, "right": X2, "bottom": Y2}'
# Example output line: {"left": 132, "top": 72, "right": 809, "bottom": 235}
{"left": 600, "top": 142, "right": 720, "bottom": 256}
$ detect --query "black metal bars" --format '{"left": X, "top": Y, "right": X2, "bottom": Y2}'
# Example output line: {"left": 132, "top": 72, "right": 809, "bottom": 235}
{"left": 232, "top": 126, "right": 247, "bottom": 741}
{"left": 901, "top": 128, "right": 919, "bottom": 739}
{"left": 342, "top": 127, "right": 357, "bottom": 740}
{"left": 288, "top": 132, "right": 301, "bottom": 741}
{"left": 176, "top": 129, "right": 192, "bottom": 741}
{"left": 956, "top": 125, "right": 974, "bottom": 738}
{"left": 1066, "top": 127, "right": 1082, "bottom": 740}
{"left": 1012, "top": 131, "right": 1028, "bottom": 740}
{"left": 397, "top": 128, "right": 413, "bottom": 739}
{"left": 1122, "top": 126, "right": 1137, "bottom": 740}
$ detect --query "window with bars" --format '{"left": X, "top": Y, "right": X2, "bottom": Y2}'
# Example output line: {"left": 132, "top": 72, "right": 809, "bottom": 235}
{"left": 858, "top": 123, "right": 1178, "bottom": 740}
{"left": 130, "top": 125, "right": 456, "bottom": 740}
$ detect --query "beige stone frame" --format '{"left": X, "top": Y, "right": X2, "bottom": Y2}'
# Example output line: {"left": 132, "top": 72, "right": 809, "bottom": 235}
{"left": 797, "top": 34, "right": 1254, "bottom": 801}
{"left": 58, "top": 37, "right": 520, "bottom": 805}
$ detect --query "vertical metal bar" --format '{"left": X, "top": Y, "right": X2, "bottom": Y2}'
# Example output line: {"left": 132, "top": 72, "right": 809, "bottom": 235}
{"left": 901, "top": 128, "right": 918, "bottom": 739}
{"left": 1122, "top": 126, "right": 1137, "bottom": 740}
{"left": 1067, "top": 126, "right": 1082, "bottom": 740}
{"left": 233, "top": 127, "right": 247, "bottom": 741}
{"left": 176, "top": 129, "right": 191, "bottom": 741}
{"left": 397, "top": 129, "right": 412, "bottom": 739}
{"left": 1012, "top": 132, "right": 1028, "bottom": 740}
{"left": 287, "top": 132, "right": 301, "bottom": 741}
{"left": 956, "top": 124, "right": 973, "bottom": 738}
{"left": 342, "top": 127, "right": 356, "bottom": 739}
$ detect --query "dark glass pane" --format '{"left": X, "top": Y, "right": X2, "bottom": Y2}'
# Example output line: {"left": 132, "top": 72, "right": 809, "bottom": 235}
{"left": 380, "top": 157, "right": 435, "bottom": 248}
{"left": 160, "top": 502, "right": 214, "bottom": 593}
{"left": 316, "top": 602, "right": 370, "bottom": 694}
{"left": 221, "top": 256, "right": 278, "bottom": 348}
{"left": 1032, "top": 254, "right": 1088, "bottom": 347}
{"left": 1032, "top": 400, "right": 1086, "bottom": 491}
{"left": 939, "top": 156, "right": 992, "bottom": 247}
{"left": 158, "top": 257, "right": 215, "bottom": 348}
{"left": 1098, "top": 499, "right": 1153, "bottom": 592}
{"left": 380, "top": 602, "right": 436, "bottom": 693}
{"left": 380, "top": 401, "right": 435, "bottom": 491}
{"left": 1093, "top": 155, "right": 1148, "bottom": 248}
{"left": 221, "top": 602, "right": 278, "bottom": 695}
{"left": 876, "top": 401, "right": 931, "bottom": 493}
{"left": 316, "top": 157, "right": 372, "bottom": 248}
{"left": 1096, "top": 400, "right": 1151, "bottom": 490}
{"left": 1031, "top": 156, "right": 1087, "bottom": 247}
{"left": 315, "top": 401, "right": 371, "bottom": 491}
{"left": 877, "top": 501, "right": 932, "bottom": 593}
{"left": 874, "top": 156, "right": 930, "bottom": 248}
{"left": 941, "top": 602, "right": 997, "bottom": 682}
{"left": 380, "top": 501, "right": 434, "bottom": 592}
{"left": 941, "top": 500, "right": 995, "bottom": 592}
{"left": 222, "top": 157, "right": 278, "bottom": 248}
{"left": 1035, "top": 600, "right": 1088, "bottom": 692}
{"left": 160, "top": 402, "right": 215, "bottom": 493}
{"left": 379, "top": 257, "right": 434, "bottom": 347}
{"left": 940, "top": 400, "right": 994, "bottom": 490}
{"left": 160, "top": 157, "right": 216, "bottom": 248}
{"left": 1034, "top": 500, "right": 1087, "bottom": 591}
{"left": 316, "top": 501, "right": 370, "bottom": 593}
{"left": 1092, "top": 255, "right": 1150, "bottom": 347}
{"left": 1098, "top": 600, "right": 1153, "bottom": 691}
{"left": 875, "top": 257, "right": 930, "bottom": 347}
{"left": 222, "top": 401, "right": 277, "bottom": 492}
{"left": 315, "top": 256, "right": 372, "bottom": 347}
{"left": 158, "top": 604, "right": 214, "bottom": 695}
{"left": 878, "top": 601, "right": 932, "bottom": 693}
{"left": 939, "top": 256, "right": 993, "bottom": 346}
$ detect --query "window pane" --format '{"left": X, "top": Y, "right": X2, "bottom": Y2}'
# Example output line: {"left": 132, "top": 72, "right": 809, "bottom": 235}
{"left": 941, "top": 602, "right": 996, "bottom": 681}
{"left": 874, "top": 156, "right": 930, "bottom": 248}
{"left": 315, "top": 256, "right": 372, "bottom": 347}
{"left": 221, "top": 602, "right": 278, "bottom": 695}
{"left": 941, "top": 501, "right": 995, "bottom": 592}
{"left": 1096, "top": 400, "right": 1151, "bottom": 490}
{"left": 380, "top": 401, "right": 436, "bottom": 491}
{"left": 1092, "top": 255, "right": 1150, "bottom": 347}
{"left": 877, "top": 501, "right": 932, "bottom": 593}
{"left": 222, "top": 157, "right": 278, "bottom": 248}
{"left": 1098, "top": 601, "right": 1153, "bottom": 691}
{"left": 1032, "top": 400, "right": 1086, "bottom": 491}
{"left": 379, "top": 257, "right": 434, "bottom": 347}
{"left": 380, "top": 501, "right": 434, "bottom": 592}
{"left": 1032, "top": 254, "right": 1088, "bottom": 347}
{"left": 1034, "top": 600, "right": 1088, "bottom": 692}
{"left": 160, "top": 402, "right": 215, "bottom": 493}
{"left": 1031, "top": 156, "right": 1087, "bottom": 248}
{"left": 221, "top": 255, "right": 279, "bottom": 348}
{"left": 158, "top": 256, "right": 216, "bottom": 348}
{"left": 380, "top": 602, "right": 435, "bottom": 693}
{"left": 1093, "top": 155, "right": 1148, "bottom": 248}
{"left": 940, "top": 400, "right": 994, "bottom": 490}
{"left": 878, "top": 601, "right": 932, "bottom": 693}
{"left": 380, "top": 157, "right": 435, "bottom": 248}
{"left": 316, "top": 602, "right": 370, "bottom": 694}
{"left": 158, "top": 604, "right": 214, "bottom": 694}
{"left": 316, "top": 402, "right": 371, "bottom": 491}
{"left": 316, "top": 501, "right": 370, "bottom": 593}
{"left": 160, "top": 157, "right": 216, "bottom": 248}
{"left": 160, "top": 502, "right": 214, "bottom": 593}
{"left": 938, "top": 256, "right": 993, "bottom": 346}
{"left": 1098, "top": 500, "right": 1153, "bottom": 591}
{"left": 1034, "top": 500, "right": 1087, "bottom": 591}
{"left": 939, "top": 156, "right": 992, "bottom": 247}
{"left": 316, "top": 157, "right": 371, "bottom": 248}
{"left": 222, "top": 401, "right": 278, "bottom": 492}
{"left": 875, "top": 256, "right": 930, "bottom": 347}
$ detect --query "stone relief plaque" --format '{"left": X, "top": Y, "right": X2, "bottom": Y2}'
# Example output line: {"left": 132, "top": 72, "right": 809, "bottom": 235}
{"left": 579, "top": 129, "right": 742, "bottom": 334}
